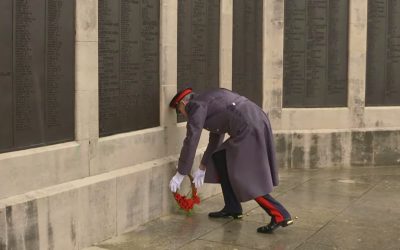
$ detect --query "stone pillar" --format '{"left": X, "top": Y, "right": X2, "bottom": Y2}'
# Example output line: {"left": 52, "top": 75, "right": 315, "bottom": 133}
{"left": 263, "top": 0, "right": 284, "bottom": 127}
{"left": 160, "top": 0, "right": 178, "bottom": 128}
{"left": 159, "top": 0, "right": 183, "bottom": 156}
{"left": 348, "top": 0, "right": 368, "bottom": 128}
{"left": 220, "top": 0, "right": 233, "bottom": 90}
{"left": 75, "top": 0, "right": 99, "bottom": 173}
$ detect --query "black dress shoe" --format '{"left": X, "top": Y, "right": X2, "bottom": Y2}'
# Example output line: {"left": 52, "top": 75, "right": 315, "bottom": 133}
{"left": 257, "top": 218, "right": 293, "bottom": 234}
{"left": 208, "top": 210, "right": 243, "bottom": 219}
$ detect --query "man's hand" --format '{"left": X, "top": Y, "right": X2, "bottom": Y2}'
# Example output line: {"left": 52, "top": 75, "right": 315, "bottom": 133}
{"left": 192, "top": 169, "right": 206, "bottom": 189}
{"left": 169, "top": 171, "right": 185, "bottom": 192}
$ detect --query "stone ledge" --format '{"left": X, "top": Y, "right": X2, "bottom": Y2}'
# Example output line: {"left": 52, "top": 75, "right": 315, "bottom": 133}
{"left": 0, "top": 153, "right": 220, "bottom": 250}
{"left": 274, "top": 129, "right": 400, "bottom": 169}
{"left": 0, "top": 142, "right": 90, "bottom": 200}
{"left": 1, "top": 128, "right": 399, "bottom": 249}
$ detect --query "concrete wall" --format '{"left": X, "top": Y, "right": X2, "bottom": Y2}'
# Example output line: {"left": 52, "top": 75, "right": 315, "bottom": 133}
{"left": 0, "top": 154, "right": 221, "bottom": 250}
{"left": 1, "top": 0, "right": 400, "bottom": 249}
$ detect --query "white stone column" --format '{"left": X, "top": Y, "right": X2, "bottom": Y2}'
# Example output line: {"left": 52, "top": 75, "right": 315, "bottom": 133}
{"left": 75, "top": 0, "right": 99, "bottom": 141}
{"left": 263, "top": 0, "right": 285, "bottom": 127}
{"left": 159, "top": 0, "right": 183, "bottom": 156}
{"left": 160, "top": 0, "right": 178, "bottom": 127}
{"left": 220, "top": 0, "right": 233, "bottom": 90}
{"left": 347, "top": 0, "right": 368, "bottom": 128}
{"left": 75, "top": 0, "right": 99, "bottom": 174}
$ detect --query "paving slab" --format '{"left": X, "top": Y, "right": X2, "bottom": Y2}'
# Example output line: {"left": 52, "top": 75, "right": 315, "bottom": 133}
{"left": 306, "top": 222, "right": 400, "bottom": 250}
{"left": 295, "top": 242, "right": 339, "bottom": 250}
{"left": 198, "top": 220, "right": 314, "bottom": 250}
{"left": 85, "top": 167, "right": 400, "bottom": 250}
{"left": 90, "top": 215, "right": 229, "bottom": 250}
{"left": 244, "top": 206, "right": 338, "bottom": 231}
{"left": 179, "top": 239, "right": 254, "bottom": 250}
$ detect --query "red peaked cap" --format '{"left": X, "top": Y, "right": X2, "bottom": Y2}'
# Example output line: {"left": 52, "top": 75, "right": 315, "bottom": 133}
{"left": 169, "top": 88, "right": 193, "bottom": 108}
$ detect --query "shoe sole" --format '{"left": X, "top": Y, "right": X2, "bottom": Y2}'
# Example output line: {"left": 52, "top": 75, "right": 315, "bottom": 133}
{"left": 281, "top": 219, "right": 293, "bottom": 227}
{"left": 232, "top": 214, "right": 243, "bottom": 219}
{"left": 208, "top": 214, "right": 243, "bottom": 219}
{"left": 257, "top": 219, "right": 293, "bottom": 234}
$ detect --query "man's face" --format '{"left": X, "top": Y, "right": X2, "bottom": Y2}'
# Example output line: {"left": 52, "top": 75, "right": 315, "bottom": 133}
{"left": 176, "top": 102, "right": 188, "bottom": 118}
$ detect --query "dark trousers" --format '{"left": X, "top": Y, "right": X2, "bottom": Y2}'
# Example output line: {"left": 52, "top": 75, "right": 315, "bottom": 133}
{"left": 212, "top": 150, "right": 291, "bottom": 223}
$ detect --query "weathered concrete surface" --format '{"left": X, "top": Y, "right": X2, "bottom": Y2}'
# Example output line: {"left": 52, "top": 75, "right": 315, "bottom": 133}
{"left": 0, "top": 154, "right": 221, "bottom": 250}
{"left": 90, "top": 128, "right": 167, "bottom": 175}
{"left": 0, "top": 203, "right": 6, "bottom": 250}
{"left": 0, "top": 128, "right": 399, "bottom": 249}
{"left": 0, "top": 142, "right": 90, "bottom": 200}
{"left": 1, "top": 0, "right": 400, "bottom": 214}
{"left": 85, "top": 166, "right": 400, "bottom": 250}
{"left": 274, "top": 129, "right": 400, "bottom": 169}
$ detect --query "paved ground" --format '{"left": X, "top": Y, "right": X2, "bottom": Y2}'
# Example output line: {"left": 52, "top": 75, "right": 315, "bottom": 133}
{"left": 85, "top": 166, "right": 400, "bottom": 250}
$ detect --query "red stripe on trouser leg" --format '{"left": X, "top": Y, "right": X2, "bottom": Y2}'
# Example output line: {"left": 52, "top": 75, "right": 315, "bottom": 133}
{"left": 255, "top": 196, "right": 284, "bottom": 223}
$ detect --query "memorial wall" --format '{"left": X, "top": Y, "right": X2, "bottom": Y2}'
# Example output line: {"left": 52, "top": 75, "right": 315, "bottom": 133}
{"left": 232, "top": 0, "right": 263, "bottom": 107}
{"left": 0, "top": 0, "right": 75, "bottom": 153}
{"left": 283, "top": 0, "right": 349, "bottom": 107}
{"left": 366, "top": 0, "right": 400, "bottom": 106}
{"left": 1, "top": 1, "right": 400, "bottom": 248}
{"left": 99, "top": 0, "right": 160, "bottom": 136}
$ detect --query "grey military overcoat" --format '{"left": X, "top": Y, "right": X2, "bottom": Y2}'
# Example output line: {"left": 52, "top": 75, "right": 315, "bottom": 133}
{"left": 177, "top": 88, "right": 279, "bottom": 202}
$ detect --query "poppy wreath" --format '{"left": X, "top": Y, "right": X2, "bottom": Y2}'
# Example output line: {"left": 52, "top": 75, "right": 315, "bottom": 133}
{"left": 172, "top": 175, "right": 201, "bottom": 213}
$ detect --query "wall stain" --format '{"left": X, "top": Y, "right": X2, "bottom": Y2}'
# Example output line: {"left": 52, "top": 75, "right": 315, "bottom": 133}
{"left": 6, "top": 201, "right": 40, "bottom": 250}
{"left": 309, "top": 135, "right": 319, "bottom": 169}
{"left": 291, "top": 134, "right": 305, "bottom": 168}
{"left": 23, "top": 201, "right": 40, "bottom": 250}
{"left": 351, "top": 131, "right": 373, "bottom": 166}
{"left": 47, "top": 207, "right": 54, "bottom": 250}
{"left": 6, "top": 206, "right": 17, "bottom": 250}
{"left": 331, "top": 133, "right": 343, "bottom": 165}
{"left": 71, "top": 217, "right": 77, "bottom": 248}
{"left": 373, "top": 131, "right": 400, "bottom": 165}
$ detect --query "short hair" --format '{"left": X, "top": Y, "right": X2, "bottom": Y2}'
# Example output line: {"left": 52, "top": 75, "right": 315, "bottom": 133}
{"left": 181, "top": 93, "right": 193, "bottom": 103}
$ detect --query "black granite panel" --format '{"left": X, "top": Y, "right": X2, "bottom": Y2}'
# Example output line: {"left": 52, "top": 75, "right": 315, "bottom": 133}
{"left": 177, "top": 0, "right": 220, "bottom": 92}
{"left": 177, "top": 0, "right": 192, "bottom": 91}
{"left": 14, "top": 0, "right": 46, "bottom": 147}
{"left": 45, "top": 0, "right": 75, "bottom": 142}
{"left": 386, "top": 1, "right": 400, "bottom": 104}
{"left": 207, "top": 0, "right": 221, "bottom": 89}
{"left": 232, "top": 0, "right": 263, "bottom": 107}
{"left": 0, "top": 0, "right": 75, "bottom": 153}
{"left": 99, "top": 0, "right": 121, "bottom": 135}
{"left": 0, "top": 0, "right": 13, "bottom": 152}
{"left": 326, "top": 0, "right": 349, "bottom": 106}
{"left": 283, "top": 0, "right": 349, "bottom": 107}
{"left": 99, "top": 0, "right": 160, "bottom": 136}
{"left": 366, "top": 0, "right": 400, "bottom": 106}
{"left": 283, "top": 0, "right": 307, "bottom": 106}
{"left": 177, "top": 0, "right": 220, "bottom": 122}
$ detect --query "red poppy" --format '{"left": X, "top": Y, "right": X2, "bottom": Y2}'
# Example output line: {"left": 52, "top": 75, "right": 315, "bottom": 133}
{"left": 172, "top": 175, "right": 201, "bottom": 213}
